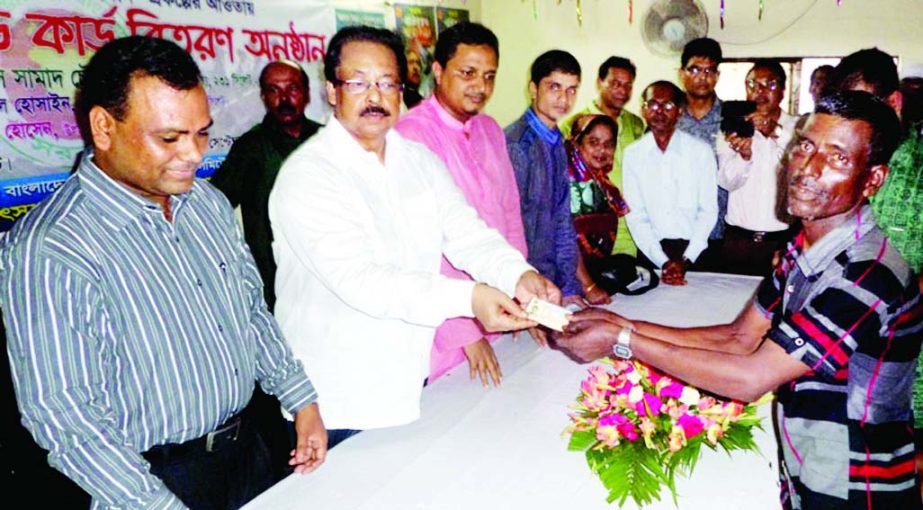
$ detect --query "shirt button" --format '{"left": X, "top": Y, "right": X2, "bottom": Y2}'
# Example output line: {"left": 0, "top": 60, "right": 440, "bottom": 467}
{"left": 196, "top": 279, "right": 203, "bottom": 286}
{"left": 217, "top": 325, "right": 224, "bottom": 333}
{"left": 786, "top": 285, "right": 795, "bottom": 293}
{"left": 794, "top": 338, "right": 805, "bottom": 347}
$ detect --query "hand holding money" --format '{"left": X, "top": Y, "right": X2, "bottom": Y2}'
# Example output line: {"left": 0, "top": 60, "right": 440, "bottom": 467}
{"left": 524, "top": 298, "right": 573, "bottom": 332}
{"left": 471, "top": 283, "right": 537, "bottom": 332}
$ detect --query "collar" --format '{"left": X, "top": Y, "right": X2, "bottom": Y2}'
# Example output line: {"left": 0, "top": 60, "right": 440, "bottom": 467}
{"left": 525, "top": 108, "right": 563, "bottom": 146}
{"left": 687, "top": 97, "right": 722, "bottom": 121}
{"left": 77, "top": 150, "right": 191, "bottom": 230}
{"left": 795, "top": 204, "right": 877, "bottom": 276}
{"left": 425, "top": 95, "right": 476, "bottom": 135}
{"left": 322, "top": 115, "right": 396, "bottom": 169}
{"left": 261, "top": 112, "right": 314, "bottom": 142}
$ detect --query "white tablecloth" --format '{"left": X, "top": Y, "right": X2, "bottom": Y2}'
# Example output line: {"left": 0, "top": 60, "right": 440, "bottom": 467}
{"left": 245, "top": 272, "right": 779, "bottom": 510}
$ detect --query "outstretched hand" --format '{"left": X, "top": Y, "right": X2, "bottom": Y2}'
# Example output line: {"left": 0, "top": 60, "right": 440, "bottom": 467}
{"left": 472, "top": 283, "right": 536, "bottom": 332}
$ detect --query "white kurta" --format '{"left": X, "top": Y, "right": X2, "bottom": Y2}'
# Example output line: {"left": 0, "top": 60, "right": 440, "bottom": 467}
{"left": 717, "top": 111, "right": 796, "bottom": 233}
{"left": 269, "top": 118, "right": 533, "bottom": 429}
{"left": 622, "top": 130, "right": 718, "bottom": 267}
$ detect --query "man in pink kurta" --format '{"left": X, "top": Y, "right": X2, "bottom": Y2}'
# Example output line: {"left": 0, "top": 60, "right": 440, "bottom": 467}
{"left": 395, "top": 23, "right": 528, "bottom": 383}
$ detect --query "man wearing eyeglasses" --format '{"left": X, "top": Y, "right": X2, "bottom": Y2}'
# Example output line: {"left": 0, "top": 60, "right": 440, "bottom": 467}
{"left": 622, "top": 81, "right": 718, "bottom": 286}
{"left": 677, "top": 37, "right": 726, "bottom": 269}
{"left": 395, "top": 23, "right": 538, "bottom": 386}
{"left": 269, "top": 26, "right": 559, "bottom": 447}
{"left": 716, "top": 61, "right": 796, "bottom": 277}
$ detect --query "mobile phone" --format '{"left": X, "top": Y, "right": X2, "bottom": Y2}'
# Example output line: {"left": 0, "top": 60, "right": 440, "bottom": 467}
{"left": 720, "top": 100, "right": 757, "bottom": 137}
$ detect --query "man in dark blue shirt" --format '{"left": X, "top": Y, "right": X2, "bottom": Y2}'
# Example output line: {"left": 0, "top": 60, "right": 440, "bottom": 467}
{"left": 505, "top": 50, "right": 584, "bottom": 305}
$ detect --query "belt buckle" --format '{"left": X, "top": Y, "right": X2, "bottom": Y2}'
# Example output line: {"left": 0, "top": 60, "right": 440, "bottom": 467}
{"left": 205, "top": 417, "right": 241, "bottom": 453}
{"left": 752, "top": 231, "right": 766, "bottom": 243}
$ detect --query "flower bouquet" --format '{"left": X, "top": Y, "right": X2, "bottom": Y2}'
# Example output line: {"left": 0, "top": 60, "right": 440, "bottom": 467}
{"left": 567, "top": 358, "right": 771, "bottom": 506}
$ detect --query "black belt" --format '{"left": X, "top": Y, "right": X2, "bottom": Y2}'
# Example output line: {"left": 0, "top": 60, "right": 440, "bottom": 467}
{"left": 726, "top": 224, "right": 791, "bottom": 243}
{"left": 143, "top": 409, "right": 248, "bottom": 462}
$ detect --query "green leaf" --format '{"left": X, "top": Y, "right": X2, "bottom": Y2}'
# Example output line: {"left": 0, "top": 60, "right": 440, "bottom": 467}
{"left": 568, "top": 430, "right": 597, "bottom": 452}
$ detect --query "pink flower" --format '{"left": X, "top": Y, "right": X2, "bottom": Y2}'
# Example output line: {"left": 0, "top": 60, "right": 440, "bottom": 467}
{"left": 723, "top": 402, "right": 745, "bottom": 418}
{"left": 677, "top": 413, "right": 704, "bottom": 439}
{"left": 615, "top": 415, "right": 640, "bottom": 442}
{"left": 596, "top": 423, "right": 620, "bottom": 447}
{"left": 639, "top": 417, "right": 656, "bottom": 437}
{"left": 635, "top": 393, "right": 664, "bottom": 417}
{"left": 586, "top": 365, "right": 611, "bottom": 388}
{"left": 611, "top": 359, "right": 632, "bottom": 373}
{"left": 697, "top": 396, "right": 718, "bottom": 411}
{"left": 669, "top": 425, "right": 686, "bottom": 452}
{"left": 658, "top": 381, "right": 684, "bottom": 399}
{"left": 581, "top": 384, "right": 610, "bottom": 413}
{"left": 597, "top": 414, "right": 627, "bottom": 446}
{"left": 706, "top": 423, "right": 724, "bottom": 444}
{"left": 614, "top": 376, "right": 633, "bottom": 395}
{"left": 666, "top": 403, "right": 689, "bottom": 420}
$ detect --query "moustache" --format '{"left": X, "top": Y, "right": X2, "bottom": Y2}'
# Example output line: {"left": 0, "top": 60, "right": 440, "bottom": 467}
{"left": 788, "top": 177, "right": 823, "bottom": 194}
{"left": 275, "top": 102, "right": 297, "bottom": 115}
{"left": 360, "top": 106, "right": 391, "bottom": 117}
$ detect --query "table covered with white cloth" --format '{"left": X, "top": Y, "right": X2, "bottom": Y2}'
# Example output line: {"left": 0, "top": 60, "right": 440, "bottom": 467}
{"left": 245, "top": 272, "right": 780, "bottom": 510}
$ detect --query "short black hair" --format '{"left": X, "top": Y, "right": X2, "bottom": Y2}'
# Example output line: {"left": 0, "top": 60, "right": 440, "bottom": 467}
{"left": 829, "top": 47, "right": 899, "bottom": 99}
{"left": 324, "top": 25, "right": 407, "bottom": 84}
{"left": 811, "top": 64, "right": 834, "bottom": 83}
{"left": 74, "top": 36, "right": 201, "bottom": 146}
{"left": 259, "top": 60, "right": 310, "bottom": 94}
{"left": 530, "top": 50, "right": 581, "bottom": 85}
{"left": 814, "top": 91, "right": 901, "bottom": 167}
{"left": 642, "top": 80, "right": 687, "bottom": 109}
{"left": 434, "top": 22, "right": 499, "bottom": 68}
{"left": 681, "top": 38, "right": 722, "bottom": 69}
{"left": 749, "top": 60, "right": 787, "bottom": 89}
{"left": 597, "top": 56, "right": 636, "bottom": 81}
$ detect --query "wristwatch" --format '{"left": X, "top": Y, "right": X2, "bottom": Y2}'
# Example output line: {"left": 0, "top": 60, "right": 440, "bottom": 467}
{"left": 612, "top": 326, "right": 633, "bottom": 359}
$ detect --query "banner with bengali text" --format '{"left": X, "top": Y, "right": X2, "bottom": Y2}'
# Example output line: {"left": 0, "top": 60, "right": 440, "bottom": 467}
{"left": 0, "top": 0, "right": 334, "bottom": 231}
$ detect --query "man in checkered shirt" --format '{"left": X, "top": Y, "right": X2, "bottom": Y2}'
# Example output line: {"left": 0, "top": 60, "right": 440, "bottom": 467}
{"left": 559, "top": 90, "right": 923, "bottom": 509}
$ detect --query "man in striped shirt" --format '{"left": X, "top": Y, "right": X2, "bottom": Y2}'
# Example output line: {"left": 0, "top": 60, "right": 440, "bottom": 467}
{"left": 559, "top": 91, "right": 922, "bottom": 508}
{"left": 1, "top": 36, "right": 325, "bottom": 509}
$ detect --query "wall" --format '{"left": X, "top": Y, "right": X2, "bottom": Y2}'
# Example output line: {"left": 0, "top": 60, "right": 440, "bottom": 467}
{"left": 332, "top": 0, "right": 480, "bottom": 24}
{"left": 481, "top": 0, "right": 923, "bottom": 126}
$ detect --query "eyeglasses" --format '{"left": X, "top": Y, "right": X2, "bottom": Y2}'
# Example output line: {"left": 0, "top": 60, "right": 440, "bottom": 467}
{"left": 684, "top": 65, "right": 719, "bottom": 77}
{"left": 642, "top": 100, "right": 677, "bottom": 113}
{"left": 746, "top": 79, "right": 781, "bottom": 92}
{"left": 334, "top": 78, "right": 403, "bottom": 95}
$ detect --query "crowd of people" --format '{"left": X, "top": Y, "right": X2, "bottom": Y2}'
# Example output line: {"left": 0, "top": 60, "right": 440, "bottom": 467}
{"left": 1, "top": 20, "right": 921, "bottom": 510}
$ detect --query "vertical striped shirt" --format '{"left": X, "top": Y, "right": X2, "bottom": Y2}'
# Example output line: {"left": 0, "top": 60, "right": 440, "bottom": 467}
{"left": 756, "top": 205, "right": 922, "bottom": 509}
{"left": 1, "top": 153, "right": 316, "bottom": 509}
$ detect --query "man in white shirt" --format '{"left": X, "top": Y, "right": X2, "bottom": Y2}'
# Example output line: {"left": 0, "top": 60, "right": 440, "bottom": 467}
{"left": 268, "top": 26, "right": 560, "bottom": 448}
{"left": 718, "top": 61, "right": 796, "bottom": 276}
{"left": 623, "top": 81, "right": 718, "bottom": 286}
